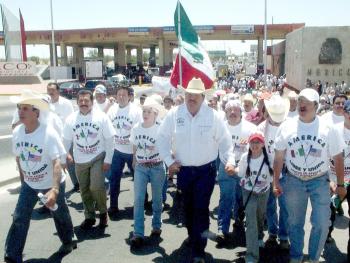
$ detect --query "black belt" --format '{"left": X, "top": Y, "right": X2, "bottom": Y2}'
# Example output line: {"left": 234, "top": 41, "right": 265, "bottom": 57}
{"left": 138, "top": 161, "right": 162, "bottom": 168}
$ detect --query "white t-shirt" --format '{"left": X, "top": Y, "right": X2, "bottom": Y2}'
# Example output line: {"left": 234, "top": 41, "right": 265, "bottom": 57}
{"left": 51, "top": 96, "right": 74, "bottom": 123}
{"left": 321, "top": 111, "right": 344, "bottom": 126}
{"left": 63, "top": 109, "right": 116, "bottom": 164}
{"left": 275, "top": 116, "right": 345, "bottom": 180}
{"left": 227, "top": 119, "right": 256, "bottom": 163}
{"left": 12, "top": 123, "right": 66, "bottom": 189}
{"left": 130, "top": 123, "right": 162, "bottom": 164}
{"left": 93, "top": 100, "right": 109, "bottom": 112}
{"left": 258, "top": 120, "right": 279, "bottom": 163}
{"left": 287, "top": 110, "right": 298, "bottom": 119}
{"left": 330, "top": 125, "right": 350, "bottom": 183}
{"left": 107, "top": 103, "right": 142, "bottom": 154}
{"left": 238, "top": 153, "right": 272, "bottom": 193}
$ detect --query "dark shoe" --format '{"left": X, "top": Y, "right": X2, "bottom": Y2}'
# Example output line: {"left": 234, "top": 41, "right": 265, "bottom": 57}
{"left": 232, "top": 219, "right": 244, "bottom": 230}
{"left": 216, "top": 233, "right": 229, "bottom": 245}
{"left": 80, "top": 218, "right": 96, "bottom": 230}
{"left": 279, "top": 239, "right": 290, "bottom": 250}
{"left": 150, "top": 228, "right": 162, "bottom": 237}
{"left": 4, "top": 256, "right": 16, "bottom": 263}
{"left": 326, "top": 235, "right": 334, "bottom": 243}
{"left": 36, "top": 205, "right": 50, "bottom": 214}
{"left": 98, "top": 213, "right": 108, "bottom": 228}
{"left": 108, "top": 207, "right": 119, "bottom": 217}
{"left": 58, "top": 242, "right": 77, "bottom": 254}
{"left": 265, "top": 235, "right": 278, "bottom": 248}
{"left": 130, "top": 236, "right": 144, "bottom": 248}
{"left": 184, "top": 237, "right": 192, "bottom": 247}
{"left": 72, "top": 183, "right": 80, "bottom": 193}
{"left": 192, "top": 257, "right": 205, "bottom": 263}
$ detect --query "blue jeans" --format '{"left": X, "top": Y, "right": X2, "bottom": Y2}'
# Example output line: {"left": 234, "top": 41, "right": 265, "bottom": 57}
{"left": 284, "top": 173, "right": 330, "bottom": 261}
{"left": 217, "top": 162, "right": 242, "bottom": 234}
{"left": 266, "top": 176, "right": 289, "bottom": 240}
{"left": 177, "top": 161, "right": 217, "bottom": 258}
{"left": 5, "top": 182, "right": 74, "bottom": 263}
{"left": 67, "top": 146, "right": 78, "bottom": 186}
{"left": 133, "top": 163, "right": 166, "bottom": 237}
{"left": 110, "top": 150, "right": 133, "bottom": 209}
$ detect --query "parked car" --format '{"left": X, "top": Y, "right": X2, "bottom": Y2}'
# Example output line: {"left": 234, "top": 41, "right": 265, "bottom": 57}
{"left": 59, "top": 80, "right": 82, "bottom": 99}
{"left": 109, "top": 74, "right": 131, "bottom": 87}
{"left": 84, "top": 79, "right": 115, "bottom": 95}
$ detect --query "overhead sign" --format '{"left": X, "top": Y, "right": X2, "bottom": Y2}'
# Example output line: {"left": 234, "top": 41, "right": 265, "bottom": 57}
{"left": 163, "top": 25, "right": 214, "bottom": 34}
{"left": 128, "top": 27, "right": 149, "bottom": 35}
{"left": 231, "top": 25, "right": 254, "bottom": 35}
{"left": 0, "top": 62, "right": 36, "bottom": 76}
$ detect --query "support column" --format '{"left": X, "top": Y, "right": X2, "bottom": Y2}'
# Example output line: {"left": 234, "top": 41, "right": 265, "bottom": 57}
{"left": 60, "top": 42, "right": 68, "bottom": 66}
{"left": 98, "top": 47, "right": 104, "bottom": 59}
{"left": 149, "top": 45, "right": 156, "bottom": 67}
{"left": 117, "top": 42, "right": 126, "bottom": 69}
{"left": 136, "top": 45, "right": 143, "bottom": 66}
{"left": 49, "top": 44, "right": 58, "bottom": 66}
{"left": 257, "top": 37, "right": 263, "bottom": 64}
{"left": 158, "top": 39, "right": 165, "bottom": 67}
{"left": 113, "top": 46, "right": 118, "bottom": 69}
{"left": 126, "top": 47, "right": 132, "bottom": 64}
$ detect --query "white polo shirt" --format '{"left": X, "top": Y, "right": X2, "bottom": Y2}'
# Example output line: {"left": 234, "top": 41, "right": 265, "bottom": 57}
{"left": 51, "top": 96, "right": 74, "bottom": 123}
{"left": 157, "top": 102, "right": 235, "bottom": 167}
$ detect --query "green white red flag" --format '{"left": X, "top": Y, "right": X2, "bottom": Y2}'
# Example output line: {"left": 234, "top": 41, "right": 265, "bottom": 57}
{"left": 170, "top": 2, "right": 215, "bottom": 90}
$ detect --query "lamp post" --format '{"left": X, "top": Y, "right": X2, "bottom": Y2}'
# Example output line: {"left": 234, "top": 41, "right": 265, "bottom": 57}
{"left": 50, "top": 0, "right": 56, "bottom": 81}
{"left": 264, "top": 0, "right": 267, "bottom": 83}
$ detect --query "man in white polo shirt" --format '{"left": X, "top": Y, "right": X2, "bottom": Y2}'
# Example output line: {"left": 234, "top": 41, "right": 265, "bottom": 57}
{"left": 273, "top": 88, "right": 347, "bottom": 263}
{"left": 157, "top": 78, "right": 235, "bottom": 263}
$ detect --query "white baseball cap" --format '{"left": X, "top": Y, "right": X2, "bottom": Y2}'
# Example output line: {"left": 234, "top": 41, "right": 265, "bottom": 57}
{"left": 299, "top": 88, "right": 319, "bottom": 103}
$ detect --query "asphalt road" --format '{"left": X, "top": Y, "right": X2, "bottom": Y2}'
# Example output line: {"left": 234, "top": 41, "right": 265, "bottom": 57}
{"left": 0, "top": 171, "right": 348, "bottom": 263}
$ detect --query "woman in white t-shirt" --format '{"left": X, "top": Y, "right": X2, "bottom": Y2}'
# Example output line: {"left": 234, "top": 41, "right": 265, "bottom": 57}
{"left": 238, "top": 132, "right": 273, "bottom": 263}
{"left": 129, "top": 97, "right": 166, "bottom": 248}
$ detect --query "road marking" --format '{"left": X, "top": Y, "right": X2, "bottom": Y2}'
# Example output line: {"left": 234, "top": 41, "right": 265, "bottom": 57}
{"left": 0, "top": 134, "right": 12, "bottom": 140}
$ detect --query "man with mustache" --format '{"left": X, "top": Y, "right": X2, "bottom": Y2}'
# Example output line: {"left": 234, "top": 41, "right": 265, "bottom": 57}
{"left": 273, "top": 88, "right": 346, "bottom": 263}
{"left": 63, "top": 90, "right": 115, "bottom": 230}
{"left": 157, "top": 78, "right": 235, "bottom": 263}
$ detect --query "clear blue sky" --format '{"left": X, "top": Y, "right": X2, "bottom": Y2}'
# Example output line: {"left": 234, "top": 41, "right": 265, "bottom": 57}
{"left": 1, "top": 0, "right": 349, "bottom": 57}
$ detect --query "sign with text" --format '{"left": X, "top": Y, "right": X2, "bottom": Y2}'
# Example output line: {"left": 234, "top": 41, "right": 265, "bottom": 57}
{"left": 231, "top": 25, "right": 254, "bottom": 35}
{"left": 128, "top": 27, "right": 149, "bottom": 35}
{"left": 0, "top": 62, "right": 36, "bottom": 76}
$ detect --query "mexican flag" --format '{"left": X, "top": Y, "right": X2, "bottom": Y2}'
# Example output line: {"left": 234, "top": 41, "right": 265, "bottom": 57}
{"left": 170, "top": 2, "right": 215, "bottom": 90}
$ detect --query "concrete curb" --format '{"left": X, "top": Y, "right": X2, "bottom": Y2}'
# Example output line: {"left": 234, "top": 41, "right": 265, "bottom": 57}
{"left": 0, "top": 176, "right": 19, "bottom": 188}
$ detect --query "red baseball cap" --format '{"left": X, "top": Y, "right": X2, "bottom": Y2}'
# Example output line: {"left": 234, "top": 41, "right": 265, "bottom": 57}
{"left": 248, "top": 133, "right": 265, "bottom": 144}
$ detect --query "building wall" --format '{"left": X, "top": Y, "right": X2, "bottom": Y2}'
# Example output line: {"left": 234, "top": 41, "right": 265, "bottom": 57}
{"left": 286, "top": 26, "right": 350, "bottom": 90}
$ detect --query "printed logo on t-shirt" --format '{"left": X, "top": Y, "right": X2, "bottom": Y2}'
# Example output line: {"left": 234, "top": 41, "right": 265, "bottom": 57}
{"left": 112, "top": 115, "right": 133, "bottom": 145}
{"left": 16, "top": 141, "right": 47, "bottom": 183}
{"left": 176, "top": 117, "right": 185, "bottom": 127}
{"left": 287, "top": 134, "right": 326, "bottom": 178}
{"left": 73, "top": 122, "right": 100, "bottom": 154}
{"left": 135, "top": 134, "right": 160, "bottom": 163}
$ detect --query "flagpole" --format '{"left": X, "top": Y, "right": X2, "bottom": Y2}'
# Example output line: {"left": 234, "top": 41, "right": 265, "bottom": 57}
{"left": 50, "top": 0, "right": 57, "bottom": 82}
{"left": 177, "top": 1, "right": 183, "bottom": 88}
{"left": 263, "top": 0, "right": 267, "bottom": 83}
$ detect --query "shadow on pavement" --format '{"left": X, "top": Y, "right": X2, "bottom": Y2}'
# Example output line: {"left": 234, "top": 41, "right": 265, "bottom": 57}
{"left": 23, "top": 251, "right": 68, "bottom": 263}
{"left": 73, "top": 226, "right": 111, "bottom": 243}
{"left": 323, "top": 240, "right": 347, "bottom": 263}
{"left": 7, "top": 185, "right": 21, "bottom": 195}
{"left": 109, "top": 206, "right": 133, "bottom": 221}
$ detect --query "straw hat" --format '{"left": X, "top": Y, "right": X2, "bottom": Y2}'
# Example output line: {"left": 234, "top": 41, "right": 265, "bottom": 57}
{"left": 180, "top": 77, "right": 206, "bottom": 94}
{"left": 10, "top": 89, "right": 49, "bottom": 111}
{"left": 264, "top": 94, "right": 290, "bottom": 123}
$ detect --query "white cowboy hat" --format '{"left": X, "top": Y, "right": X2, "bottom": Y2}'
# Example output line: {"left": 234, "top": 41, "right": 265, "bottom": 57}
{"left": 178, "top": 77, "right": 208, "bottom": 94}
{"left": 10, "top": 89, "right": 49, "bottom": 111}
{"left": 264, "top": 94, "right": 290, "bottom": 123}
{"left": 142, "top": 96, "right": 166, "bottom": 119}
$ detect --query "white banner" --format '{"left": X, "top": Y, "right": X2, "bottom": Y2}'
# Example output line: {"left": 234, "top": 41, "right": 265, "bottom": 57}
{"left": 0, "top": 61, "right": 36, "bottom": 76}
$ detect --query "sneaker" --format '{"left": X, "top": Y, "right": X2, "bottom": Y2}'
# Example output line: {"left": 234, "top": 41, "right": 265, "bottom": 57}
{"left": 265, "top": 235, "right": 278, "bottom": 248}
{"left": 279, "top": 239, "right": 290, "bottom": 250}
{"left": 36, "top": 205, "right": 50, "bottom": 214}
{"left": 80, "top": 218, "right": 96, "bottom": 230}
{"left": 4, "top": 256, "right": 16, "bottom": 263}
{"left": 192, "top": 257, "right": 205, "bottom": 263}
{"left": 130, "top": 235, "right": 144, "bottom": 248}
{"left": 150, "top": 228, "right": 162, "bottom": 237}
{"left": 58, "top": 241, "right": 77, "bottom": 254}
{"left": 98, "top": 213, "right": 108, "bottom": 228}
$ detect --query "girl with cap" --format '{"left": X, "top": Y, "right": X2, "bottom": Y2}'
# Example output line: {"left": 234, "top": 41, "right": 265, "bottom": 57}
{"left": 237, "top": 132, "right": 273, "bottom": 263}
{"left": 129, "top": 97, "right": 166, "bottom": 248}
